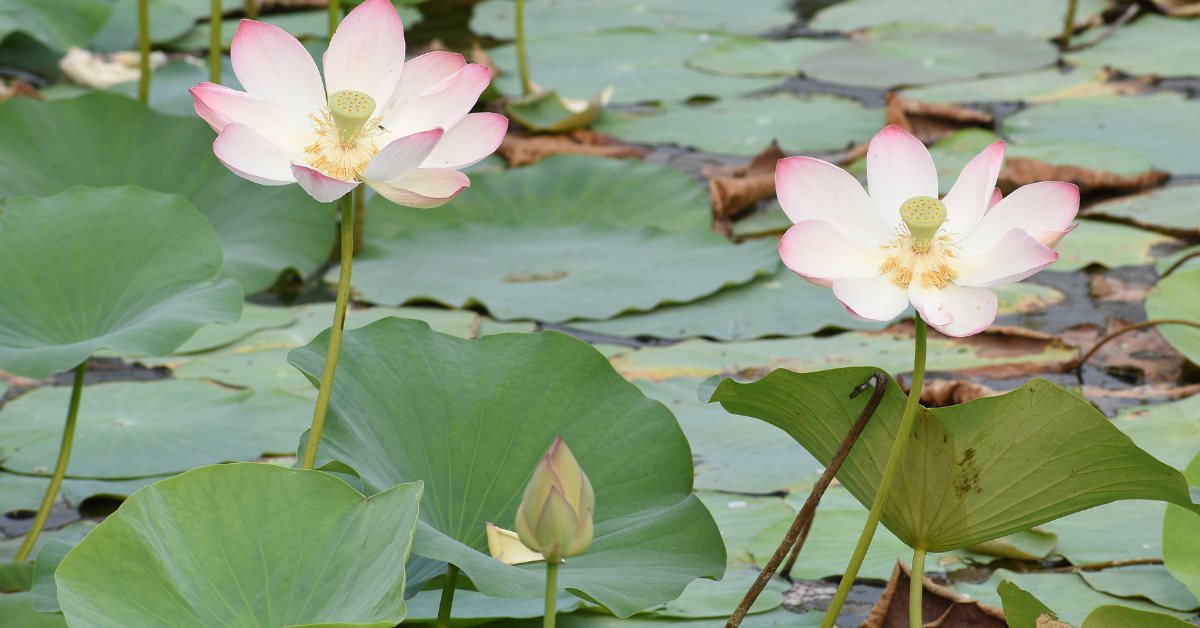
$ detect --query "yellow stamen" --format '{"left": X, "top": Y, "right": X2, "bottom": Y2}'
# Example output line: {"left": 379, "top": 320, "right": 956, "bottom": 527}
{"left": 304, "top": 107, "right": 385, "bottom": 182}
{"left": 880, "top": 208, "right": 959, "bottom": 290}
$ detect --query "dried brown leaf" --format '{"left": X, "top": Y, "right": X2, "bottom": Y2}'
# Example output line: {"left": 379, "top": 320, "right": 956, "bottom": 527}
{"left": 861, "top": 561, "right": 1006, "bottom": 628}
{"left": 1062, "top": 318, "right": 1186, "bottom": 384}
{"left": 495, "top": 130, "right": 649, "bottom": 168}
{"left": 919, "top": 379, "right": 1000, "bottom": 407}
{"left": 885, "top": 94, "right": 993, "bottom": 145}
{"left": 0, "top": 79, "right": 44, "bottom": 104}
{"left": 1088, "top": 275, "right": 1151, "bottom": 303}
{"left": 708, "top": 140, "right": 786, "bottom": 236}
{"left": 999, "top": 157, "right": 1168, "bottom": 196}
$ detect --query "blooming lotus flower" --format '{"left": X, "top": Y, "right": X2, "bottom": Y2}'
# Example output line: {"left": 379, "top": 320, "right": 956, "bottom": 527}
{"left": 777, "top": 125, "right": 1078, "bottom": 337}
{"left": 189, "top": 0, "right": 507, "bottom": 205}
{"left": 514, "top": 436, "right": 594, "bottom": 564}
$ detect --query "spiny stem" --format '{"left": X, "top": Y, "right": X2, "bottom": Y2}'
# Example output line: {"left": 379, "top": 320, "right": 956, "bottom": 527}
{"left": 910, "top": 546, "right": 927, "bottom": 628}
{"left": 14, "top": 363, "right": 87, "bottom": 562}
{"left": 435, "top": 564, "right": 459, "bottom": 628}
{"left": 210, "top": 0, "right": 221, "bottom": 83}
{"left": 138, "top": 0, "right": 150, "bottom": 103}
{"left": 515, "top": 0, "right": 533, "bottom": 95}
{"left": 300, "top": 189, "right": 356, "bottom": 470}
{"left": 819, "top": 315, "right": 927, "bottom": 628}
{"left": 544, "top": 561, "right": 559, "bottom": 628}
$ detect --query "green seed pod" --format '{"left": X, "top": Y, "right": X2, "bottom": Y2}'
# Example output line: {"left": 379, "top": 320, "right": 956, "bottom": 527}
{"left": 514, "top": 436, "right": 594, "bottom": 564}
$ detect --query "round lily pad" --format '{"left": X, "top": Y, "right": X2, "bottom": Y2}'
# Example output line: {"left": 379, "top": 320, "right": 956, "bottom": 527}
{"left": 1049, "top": 219, "right": 1176, "bottom": 272}
{"left": 0, "top": 93, "right": 337, "bottom": 293}
{"left": 686, "top": 36, "right": 840, "bottom": 77}
{"left": 1068, "top": 15, "right": 1200, "bottom": 79}
{"left": 1145, "top": 269, "right": 1200, "bottom": 367}
{"left": 1085, "top": 184, "right": 1200, "bottom": 238}
{"left": 899, "top": 63, "right": 1114, "bottom": 104}
{"left": 470, "top": 0, "right": 796, "bottom": 39}
{"left": 0, "top": 186, "right": 242, "bottom": 379}
{"left": 808, "top": 0, "right": 1107, "bottom": 38}
{"left": 957, "top": 569, "right": 1192, "bottom": 625}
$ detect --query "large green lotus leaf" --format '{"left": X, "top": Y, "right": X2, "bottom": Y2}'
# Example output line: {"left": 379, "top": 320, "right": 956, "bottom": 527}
{"left": 0, "top": 187, "right": 242, "bottom": 379}
{"left": 997, "top": 580, "right": 1195, "bottom": 628}
{"left": 610, "top": 329, "right": 1076, "bottom": 382}
{"left": 0, "top": 592, "right": 66, "bottom": 628}
{"left": 898, "top": 63, "right": 1113, "bottom": 104}
{"left": 1145, "top": 269, "right": 1200, "bottom": 366}
{"left": 705, "top": 367, "right": 1200, "bottom": 552}
{"left": 1068, "top": 15, "right": 1200, "bottom": 79}
{"left": 1113, "top": 393, "right": 1200, "bottom": 472}
{"left": 1049, "top": 219, "right": 1176, "bottom": 272}
{"left": 488, "top": 30, "right": 779, "bottom": 103}
{"left": 1086, "top": 184, "right": 1200, "bottom": 238}
{"left": 650, "top": 567, "right": 786, "bottom": 618}
{"left": 686, "top": 37, "right": 840, "bottom": 77}
{"left": 287, "top": 319, "right": 727, "bottom": 617}
{"left": 808, "top": 0, "right": 1106, "bottom": 37}
{"left": 1080, "top": 566, "right": 1198, "bottom": 612}
{"left": 1004, "top": 93, "right": 1200, "bottom": 176}
{"left": 90, "top": 0, "right": 194, "bottom": 53}
{"left": 1045, "top": 500, "right": 1168, "bottom": 565}
{"left": 1163, "top": 449, "right": 1200, "bottom": 602}
{"left": 341, "top": 224, "right": 779, "bottom": 323}
{"left": 367, "top": 155, "right": 712, "bottom": 237}
{"left": 0, "top": 93, "right": 336, "bottom": 293}
{"left": 0, "top": 380, "right": 310, "bottom": 479}
{"left": 635, "top": 377, "right": 821, "bottom": 494}
{"left": 694, "top": 492, "right": 794, "bottom": 567}
{"left": 471, "top": 0, "right": 794, "bottom": 39}
{"left": 595, "top": 93, "right": 883, "bottom": 156}
{"left": 0, "top": 0, "right": 111, "bottom": 52}
{"left": 568, "top": 269, "right": 896, "bottom": 341}
{"left": 958, "top": 570, "right": 1193, "bottom": 625}
{"left": 55, "top": 463, "right": 423, "bottom": 628}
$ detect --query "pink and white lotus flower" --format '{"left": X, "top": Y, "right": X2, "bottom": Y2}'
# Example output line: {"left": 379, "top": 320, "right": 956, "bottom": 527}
{"left": 777, "top": 125, "right": 1078, "bottom": 337}
{"left": 190, "top": 0, "right": 506, "bottom": 206}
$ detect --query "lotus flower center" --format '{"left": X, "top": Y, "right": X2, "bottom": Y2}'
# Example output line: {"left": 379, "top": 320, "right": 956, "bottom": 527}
{"left": 879, "top": 196, "right": 958, "bottom": 290}
{"left": 304, "top": 90, "right": 384, "bottom": 181}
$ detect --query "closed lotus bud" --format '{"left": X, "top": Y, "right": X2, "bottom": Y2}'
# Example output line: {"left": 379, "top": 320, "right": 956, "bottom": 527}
{"left": 514, "top": 436, "right": 594, "bottom": 564}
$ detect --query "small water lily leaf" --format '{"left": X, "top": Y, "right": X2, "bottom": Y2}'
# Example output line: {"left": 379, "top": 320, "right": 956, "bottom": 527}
{"left": 1049, "top": 219, "right": 1176, "bottom": 272}
{"left": 55, "top": 463, "right": 423, "bottom": 628}
{"left": 1068, "top": 15, "right": 1200, "bottom": 79}
{"left": 31, "top": 538, "right": 74, "bottom": 612}
{"left": 488, "top": 30, "right": 779, "bottom": 103}
{"left": 1004, "top": 93, "right": 1200, "bottom": 176}
{"left": 899, "top": 63, "right": 1114, "bottom": 105}
{"left": 1045, "top": 500, "right": 1167, "bottom": 566}
{"left": 0, "top": 381, "right": 310, "bottom": 479}
{"left": 0, "top": 187, "right": 241, "bottom": 379}
{"left": 1080, "top": 565, "right": 1198, "bottom": 612}
{"left": 968, "top": 527, "right": 1058, "bottom": 561}
{"left": 707, "top": 367, "right": 1200, "bottom": 552}
{"left": 686, "top": 36, "right": 841, "bottom": 77}
{"left": 1080, "top": 605, "right": 1197, "bottom": 628}
{"left": 0, "top": 0, "right": 111, "bottom": 52}
{"left": 90, "top": 0, "right": 194, "bottom": 52}
{"left": 471, "top": 0, "right": 795, "bottom": 38}
{"left": 808, "top": 0, "right": 1106, "bottom": 37}
{"left": 1163, "top": 449, "right": 1200, "bottom": 602}
{"left": 997, "top": 580, "right": 1196, "bottom": 628}
{"left": 694, "top": 492, "right": 794, "bottom": 568}
{"left": 1085, "top": 184, "right": 1200, "bottom": 238}
{"left": 651, "top": 568, "right": 786, "bottom": 618}
{"left": 0, "top": 93, "right": 336, "bottom": 293}
{"left": 287, "top": 319, "right": 726, "bottom": 617}
{"left": 0, "top": 521, "right": 96, "bottom": 563}
{"left": 962, "top": 571, "right": 1194, "bottom": 625}
{"left": 341, "top": 224, "right": 778, "bottom": 323}
{"left": 1144, "top": 269, "right": 1200, "bottom": 366}
{"left": 595, "top": 93, "right": 884, "bottom": 156}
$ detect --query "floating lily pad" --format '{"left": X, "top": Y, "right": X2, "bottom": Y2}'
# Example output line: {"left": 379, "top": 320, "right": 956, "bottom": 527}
{"left": 1113, "top": 393, "right": 1200, "bottom": 471}
{"left": 55, "top": 463, "right": 423, "bottom": 628}
{"left": 90, "top": 0, "right": 194, "bottom": 53}
{"left": 1157, "top": 245, "right": 1200, "bottom": 276}
{"left": 968, "top": 527, "right": 1058, "bottom": 561}
{"left": 1085, "top": 184, "right": 1200, "bottom": 238}
{"left": 0, "top": 93, "right": 337, "bottom": 293}
{"left": 1004, "top": 93, "right": 1200, "bottom": 176}
{"left": 487, "top": 607, "right": 821, "bottom": 628}
{"left": 0, "top": 187, "right": 241, "bottom": 379}
{"left": 1068, "top": 15, "right": 1200, "bottom": 79}
{"left": 1080, "top": 565, "right": 1198, "bottom": 612}
{"left": 471, "top": 0, "right": 795, "bottom": 39}
{"left": 957, "top": 570, "right": 1192, "bottom": 625}
{"left": 731, "top": 201, "right": 791, "bottom": 237}
{"left": 1145, "top": 269, "right": 1200, "bottom": 366}
{"left": 686, "top": 37, "right": 840, "bottom": 77}
{"left": 0, "top": 520, "right": 96, "bottom": 563}
{"left": 0, "top": 381, "right": 311, "bottom": 479}
{"left": 0, "top": 472, "right": 166, "bottom": 514}
{"left": 1164, "top": 450, "right": 1200, "bottom": 602}
{"left": 343, "top": 224, "right": 779, "bottom": 323}
{"left": 172, "top": 303, "right": 298, "bottom": 355}
{"left": 595, "top": 93, "right": 884, "bottom": 156}
{"left": 0, "top": 0, "right": 111, "bottom": 52}
{"left": 899, "top": 64, "right": 1114, "bottom": 104}
{"left": 1050, "top": 219, "right": 1176, "bottom": 272}
{"left": 651, "top": 568, "right": 787, "bottom": 618}
{"left": 31, "top": 538, "right": 73, "bottom": 612}
{"left": 1045, "top": 500, "right": 1167, "bottom": 565}
{"left": 288, "top": 319, "right": 727, "bottom": 617}
{"left": 808, "top": 0, "right": 1107, "bottom": 37}
{"left": 694, "top": 492, "right": 794, "bottom": 568}
{"left": 488, "top": 30, "right": 779, "bottom": 103}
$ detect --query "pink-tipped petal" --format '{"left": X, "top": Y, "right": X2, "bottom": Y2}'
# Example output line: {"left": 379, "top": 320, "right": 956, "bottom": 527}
{"left": 958, "top": 181, "right": 1080, "bottom": 254}
{"left": 908, "top": 284, "right": 954, "bottom": 326}
{"left": 953, "top": 229, "right": 1058, "bottom": 288}
{"left": 987, "top": 187, "right": 1003, "bottom": 211}
{"left": 832, "top": 275, "right": 910, "bottom": 322}
{"left": 367, "top": 168, "right": 470, "bottom": 208}
{"left": 231, "top": 20, "right": 326, "bottom": 119}
{"left": 324, "top": 0, "right": 406, "bottom": 104}
{"left": 361, "top": 128, "right": 444, "bottom": 183}
{"left": 1036, "top": 223, "right": 1077, "bottom": 248}
{"left": 779, "top": 220, "right": 890, "bottom": 286}
{"left": 422, "top": 113, "right": 508, "bottom": 169}
{"left": 213, "top": 123, "right": 299, "bottom": 186}
{"left": 378, "top": 51, "right": 468, "bottom": 128}
{"left": 775, "top": 156, "right": 891, "bottom": 245}
{"left": 384, "top": 64, "right": 492, "bottom": 137}
{"left": 190, "top": 83, "right": 312, "bottom": 151}
{"left": 290, "top": 163, "right": 358, "bottom": 202}
{"left": 930, "top": 284, "right": 998, "bottom": 337}
{"left": 943, "top": 141, "right": 1005, "bottom": 237}
{"left": 866, "top": 125, "right": 939, "bottom": 230}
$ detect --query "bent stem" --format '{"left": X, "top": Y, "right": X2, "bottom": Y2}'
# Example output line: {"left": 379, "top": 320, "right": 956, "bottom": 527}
{"left": 138, "top": 0, "right": 150, "bottom": 103}
{"left": 1074, "top": 319, "right": 1200, "bottom": 383}
{"left": 210, "top": 0, "right": 221, "bottom": 83}
{"left": 435, "top": 564, "right": 459, "bottom": 628}
{"left": 544, "top": 561, "right": 559, "bottom": 628}
{"left": 14, "top": 362, "right": 87, "bottom": 562}
{"left": 515, "top": 0, "right": 533, "bottom": 95}
{"left": 300, "top": 189, "right": 356, "bottom": 470}
{"left": 910, "top": 546, "right": 927, "bottom": 628}
{"left": 819, "top": 315, "right": 927, "bottom": 628}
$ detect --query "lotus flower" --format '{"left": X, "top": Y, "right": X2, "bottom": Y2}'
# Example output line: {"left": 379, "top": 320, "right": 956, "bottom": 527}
{"left": 777, "top": 125, "right": 1078, "bottom": 337}
{"left": 514, "top": 436, "right": 594, "bottom": 564}
{"left": 189, "top": 0, "right": 507, "bottom": 206}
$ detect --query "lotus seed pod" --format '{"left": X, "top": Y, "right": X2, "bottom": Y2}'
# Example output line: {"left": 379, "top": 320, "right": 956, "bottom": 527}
{"left": 514, "top": 436, "right": 594, "bottom": 563}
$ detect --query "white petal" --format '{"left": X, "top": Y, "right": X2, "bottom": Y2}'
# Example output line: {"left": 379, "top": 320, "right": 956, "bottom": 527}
{"left": 421, "top": 113, "right": 508, "bottom": 169}
{"left": 383, "top": 64, "right": 491, "bottom": 137}
{"left": 930, "top": 284, "right": 998, "bottom": 337}
{"left": 324, "top": 0, "right": 406, "bottom": 104}
{"left": 832, "top": 275, "right": 910, "bottom": 322}
{"left": 367, "top": 168, "right": 470, "bottom": 208}
{"left": 779, "top": 220, "right": 890, "bottom": 286}
{"left": 378, "top": 51, "right": 467, "bottom": 129}
{"left": 290, "top": 163, "right": 358, "bottom": 202}
{"left": 953, "top": 229, "right": 1058, "bottom": 288}
{"left": 213, "top": 123, "right": 300, "bottom": 185}
{"left": 361, "top": 128, "right": 444, "bottom": 183}
{"left": 775, "top": 156, "right": 891, "bottom": 246}
{"left": 866, "top": 125, "right": 938, "bottom": 230}
{"left": 958, "top": 181, "right": 1079, "bottom": 253}
{"left": 943, "top": 141, "right": 1004, "bottom": 238}
{"left": 189, "top": 83, "right": 312, "bottom": 152}
{"left": 230, "top": 19, "right": 326, "bottom": 119}
{"left": 908, "top": 284, "right": 954, "bottom": 326}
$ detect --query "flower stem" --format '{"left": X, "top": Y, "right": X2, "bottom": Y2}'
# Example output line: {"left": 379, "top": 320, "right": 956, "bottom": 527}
{"left": 328, "top": 0, "right": 341, "bottom": 40}
{"left": 14, "top": 362, "right": 86, "bottom": 562}
{"left": 910, "top": 545, "right": 927, "bottom": 628}
{"left": 436, "top": 564, "right": 459, "bottom": 628}
{"left": 245, "top": 0, "right": 258, "bottom": 20}
{"left": 300, "top": 189, "right": 356, "bottom": 470}
{"left": 210, "top": 0, "right": 221, "bottom": 84}
{"left": 138, "top": 0, "right": 150, "bottom": 103}
{"left": 515, "top": 0, "right": 533, "bottom": 95}
{"left": 819, "top": 314, "right": 927, "bottom": 628}
{"left": 544, "top": 561, "right": 559, "bottom": 628}
{"left": 1060, "top": 0, "right": 1078, "bottom": 49}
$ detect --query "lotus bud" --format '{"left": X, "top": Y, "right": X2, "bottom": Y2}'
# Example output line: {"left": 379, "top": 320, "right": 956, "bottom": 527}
{"left": 514, "top": 436, "right": 594, "bottom": 564}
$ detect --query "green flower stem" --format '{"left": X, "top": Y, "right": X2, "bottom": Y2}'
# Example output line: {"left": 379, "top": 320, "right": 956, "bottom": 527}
{"left": 210, "top": 0, "right": 221, "bottom": 84}
{"left": 1060, "top": 0, "right": 1078, "bottom": 49}
{"left": 819, "top": 314, "right": 928, "bottom": 628}
{"left": 138, "top": 0, "right": 150, "bottom": 103}
{"left": 436, "top": 564, "right": 459, "bottom": 628}
{"left": 329, "top": 0, "right": 341, "bottom": 40}
{"left": 544, "top": 561, "right": 559, "bottom": 628}
{"left": 245, "top": 0, "right": 258, "bottom": 19}
{"left": 14, "top": 362, "right": 87, "bottom": 562}
{"left": 300, "top": 189, "right": 356, "bottom": 470}
{"left": 515, "top": 0, "right": 533, "bottom": 95}
{"left": 910, "top": 545, "right": 927, "bottom": 628}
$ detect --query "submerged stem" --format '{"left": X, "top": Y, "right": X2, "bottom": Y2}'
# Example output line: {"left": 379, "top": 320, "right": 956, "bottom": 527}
{"left": 515, "top": 0, "right": 533, "bottom": 95}
{"left": 819, "top": 315, "right": 927, "bottom": 628}
{"left": 138, "top": 0, "right": 150, "bottom": 103}
{"left": 435, "top": 564, "right": 459, "bottom": 628}
{"left": 910, "top": 546, "right": 927, "bottom": 628}
{"left": 300, "top": 189, "right": 356, "bottom": 470}
{"left": 544, "top": 561, "right": 559, "bottom": 628}
{"left": 210, "top": 0, "right": 221, "bottom": 84}
{"left": 14, "top": 363, "right": 87, "bottom": 562}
